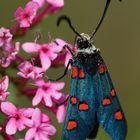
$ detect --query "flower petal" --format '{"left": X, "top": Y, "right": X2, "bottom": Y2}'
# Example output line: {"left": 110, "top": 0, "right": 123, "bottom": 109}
{"left": 14, "top": 7, "right": 24, "bottom": 20}
{"left": 16, "top": 119, "right": 26, "bottom": 131}
{"left": 41, "top": 114, "right": 50, "bottom": 123}
{"left": 47, "top": 0, "right": 64, "bottom": 7}
{"left": 25, "top": 128, "right": 36, "bottom": 140}
{"left": 6, "top": 118, "right": 17, "bottom": 135}
{"left": 22, "top": 117, "right": 33, "bottom": 127}
{"left": 50, "top": 82, "right": 65, "bottom": 90}
{"left": 51, "top": 91, "right": 62, "bottom": 100}
{"left": 1, "top": 76, "right": 9, "bottom": 91}
{"left": 41, "top": 124, "right": 56, "bottom": 136}
{"left": 22, "top": 108, "right": 34, "bottom": 117}
{"left": 26, "top": 1, "right": 39, "bottom": 11}
{"left": 1, "top": 102, "right": 16, "bottom": 115}
{"left": 32, "top": 88, "right": 43, "bottom": 106}
{"left": 56, "top": 105, "right": 66, "bottom": 123}
{"left": 40, "top": 52, "right": 51, "bottom": 70}
{"left": 35, "top": 133, "right": 40, "bottom": 140}
{"left": 43, "top": 94, "right": 53, "bottom": 107}
{"left": 38, "top": 132, "right": 49, "bottom": 140}
{"left": 22, "top": 43, "right": 39, "bottom": 53}
{"left": 32, "top": 108, "right": 41, "bottom": 127}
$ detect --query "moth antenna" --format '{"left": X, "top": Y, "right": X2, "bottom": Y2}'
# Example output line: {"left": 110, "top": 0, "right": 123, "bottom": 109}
{"left": 90, "top": 0, "right": 121, "bottom": 40}
{"left": 57, "top": 15, "right": 82, "bottom": 37}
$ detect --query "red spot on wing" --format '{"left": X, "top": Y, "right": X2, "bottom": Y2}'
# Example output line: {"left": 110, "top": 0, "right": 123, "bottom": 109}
{"left": 102, "top": 98, "right": 111, "bottom": 106}
{"left": 111, "top": 88, "right": 116, "bottom": 97}
{"left": 99, "top": 64, "right": 105, "bottom": 75}
{"left": 70, "top": 97, "right": 77, "bottom": 105}
{"left": 67, "top": 120, "right": 77, "bottom": 131}
{"left": 78, "top": 69, "right": 85, "bottom": 79}
{"left": 79, "top": 103, "right": 89, "bottom": 111}
{"left": 114, "top": 111, "right": 123, "bottom": 121}
{"left": 71, "top": 67, "right": 78, "bottom": 78}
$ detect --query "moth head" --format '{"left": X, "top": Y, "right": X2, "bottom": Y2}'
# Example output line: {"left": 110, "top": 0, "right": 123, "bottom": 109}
{"left": 75, "top": 33, "right": 92, "bottom": 49}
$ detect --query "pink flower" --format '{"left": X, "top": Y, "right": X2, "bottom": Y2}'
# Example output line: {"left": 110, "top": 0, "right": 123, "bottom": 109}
{"left": 14, "top": 1, "right": 39, "bottom": 28}
{"left": 0, "top": 27, "right": 13, "bottom": 47}
{"left": 52, "top": 39, "right": 76, "bottom": 69}
{"left": 22, "top": 40, "right": 62, "bottom": 70}
{"left": 46, "top": 0, "right": 64, "bottom": 14}
{"left": 0, "top": 76, "right": 10, "bottom": 101}
{"left": 32, "top": 79, "right": 65, "bottom": 107}
{"left": 25, "top": 108, "right": 56, "bottom": 140}
{"left": 53, "top": 100, "right": 67, "bottom": 123}
{"left": 1, "top": 102, "right": 34, "bottom": 135}
{"left": 46, "top": 95, "right": 68, "bottom": 123}
{"left": 0, "top": 42, "right": 20, "bottom": 68}
{"left": 17, "top": 61, "right": 44, "bottom": 80}
{"left": 32, "top": 0, "right": 64, "bottom": 13}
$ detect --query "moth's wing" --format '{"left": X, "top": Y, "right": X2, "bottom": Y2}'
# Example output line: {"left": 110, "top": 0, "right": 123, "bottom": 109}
{"left": 97, "top": 63, "right": 127, "bottom": 140}
{"left": 62, "top": 65, "right": 99, "bottom": 140}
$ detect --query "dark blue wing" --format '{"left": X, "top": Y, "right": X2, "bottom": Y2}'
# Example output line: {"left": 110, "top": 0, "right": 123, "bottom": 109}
{"left": 97, "top": 63, "right": 127, "bottom": 140}
{"left": 62, "top": 59, "right": 99, "bottom": 140}
{"left": 62, "top": 57, "right": 127, "bottom": 140}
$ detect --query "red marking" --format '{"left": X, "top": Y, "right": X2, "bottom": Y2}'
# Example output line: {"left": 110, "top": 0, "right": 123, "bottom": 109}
{"left": 102, "top": 98, "right": 111, "bottom": 106}
{"left": 71, "top": 67, "right": 78, "bottom": 78}
{"left": 111, "top": 88, "right": 116, "bottom": 97}
{"left": 99, "top": 65, "right": 105, "bottom": 74}
{"left": 78, "top": 69, "right": 85, "bottom": 79}
{"left": 70, "top": 97, "right": 77, "bottom": 105}
{"left": 114, "top": 111, "right": 123, "bottom": 121}
{"left": 67, "top": 120, "right": 77, "bottom": 130}
{"left": 79, "top": 103, "right": 89, "bottom": 111}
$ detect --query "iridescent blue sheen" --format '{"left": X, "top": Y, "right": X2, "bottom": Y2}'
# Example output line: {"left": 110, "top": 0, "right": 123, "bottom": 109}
{"left": 62, "top": 55, "right": 127, "bottom": 140}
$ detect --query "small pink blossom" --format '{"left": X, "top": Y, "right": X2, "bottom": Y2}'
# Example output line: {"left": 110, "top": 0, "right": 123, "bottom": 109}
{"left": 25, "top": 108, "right": 56, "bottom": 140}
{"left": 53, "top": 100, "right": 67, "bottom": 123}
{"left": 46, "top": 95, "right": 68, "bottom": 123}
{"left": 1, "top": 102, "right": 34, "bottom": 135}
{"left": 52, "top": 39, "right": 76, "bottom": 69}
{"left": 32, "top": 79, "right": 65, "bottom": 107}
{"left": 22, "top": 40, "right": 62, "bottom": 70}
{"left": 0, "top": 42, "right": 20, "bottom": 68}
{"left": 17, "top": 61, "right": 44, "bottom": 80}
{"left": 0, "top": 76, "right": 10, "bottom": 101}
{"left": 14, "top": 1, "right": 39, "bottom": 28}
{"left": 0, "top": 27, "right": 13, "bottom": 47}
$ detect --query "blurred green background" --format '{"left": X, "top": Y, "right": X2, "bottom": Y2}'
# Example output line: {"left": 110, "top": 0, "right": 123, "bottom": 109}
{"left": 0, "top": 0, "right": 140, "bottom": 139}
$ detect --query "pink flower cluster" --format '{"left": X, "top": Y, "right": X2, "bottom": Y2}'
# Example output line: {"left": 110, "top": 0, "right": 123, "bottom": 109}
{"left": 1, "top": 102, "right": 56, "bottom": 139}
{"left": 15, "top": 0, "right": 64, "bottom": 28}
{"left": 0, "top": 36, "right": 73, "bottom": 138}
{"left": 0, "top": 27, "right": 19, "bottom": 68}
{"left": 0, "top": 0, "right": 76, "bottom": 139}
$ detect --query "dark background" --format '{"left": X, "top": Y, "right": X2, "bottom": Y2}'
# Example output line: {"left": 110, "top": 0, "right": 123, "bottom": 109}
{"left": 0, "top": 0, "right": 139, "bottom": 139}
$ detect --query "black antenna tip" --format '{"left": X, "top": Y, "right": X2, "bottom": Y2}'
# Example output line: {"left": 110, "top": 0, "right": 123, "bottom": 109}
{"left": 57, "top": 15, "right": 71, "bottom": 27}
{"left": 56, "top": 15, "right": 81, "bottom": 37}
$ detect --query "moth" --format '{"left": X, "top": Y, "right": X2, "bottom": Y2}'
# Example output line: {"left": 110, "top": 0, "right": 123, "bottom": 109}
{"left": 52, "top": 0, "right": 127, "bottom": 139}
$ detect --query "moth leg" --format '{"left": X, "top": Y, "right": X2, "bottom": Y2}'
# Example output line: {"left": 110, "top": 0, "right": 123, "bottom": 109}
{"left": 63, "top": 44, "right": 74, "bottom": 57}
{"left": 49, "top": 59, "right": 73, "bottom": 81}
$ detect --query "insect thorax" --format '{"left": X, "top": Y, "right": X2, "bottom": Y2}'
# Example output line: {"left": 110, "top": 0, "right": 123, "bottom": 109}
{"left": 75, "top": 33, "right": 98, "bottom": 54}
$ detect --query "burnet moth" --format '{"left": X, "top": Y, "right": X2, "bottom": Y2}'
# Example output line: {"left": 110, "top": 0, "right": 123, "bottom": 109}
{"left": 52, "top": 0, "right": 127, "bottom": 139}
